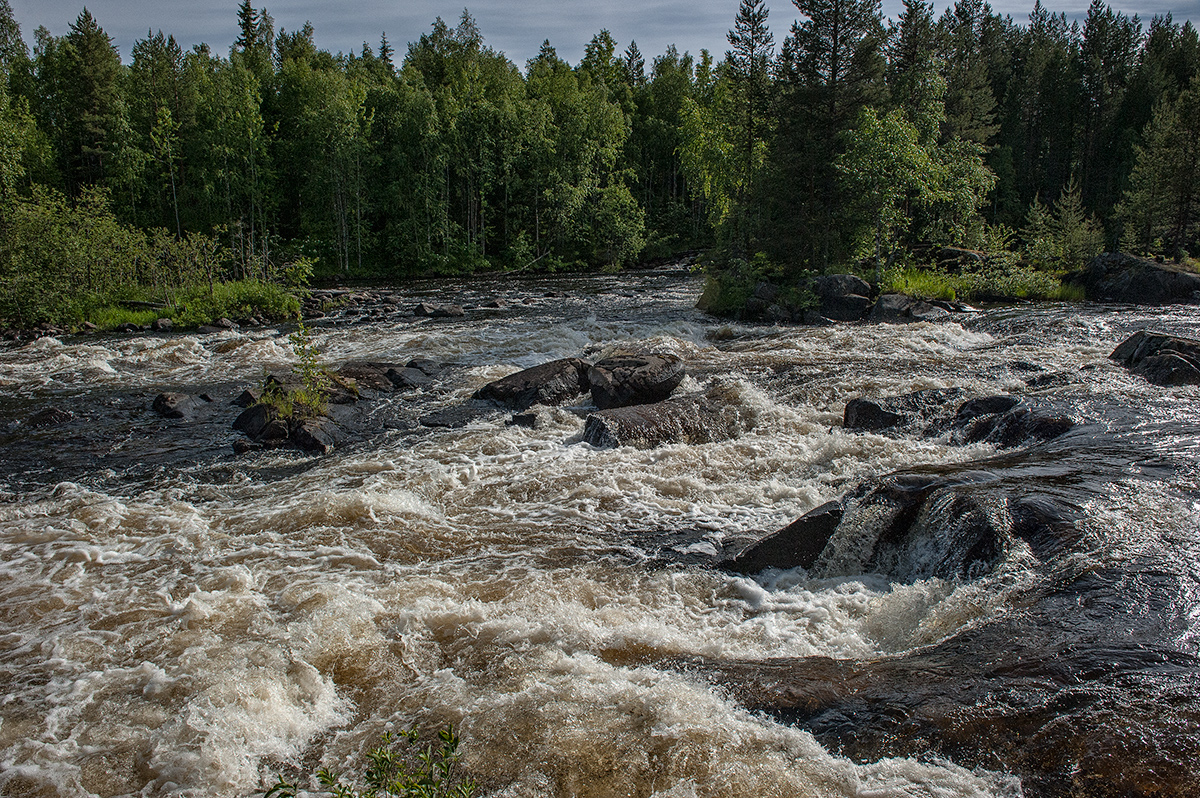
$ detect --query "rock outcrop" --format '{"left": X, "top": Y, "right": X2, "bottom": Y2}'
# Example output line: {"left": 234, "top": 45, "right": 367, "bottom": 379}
{"left": 1073, "top": 253, "right": 1200, "bottom": 304}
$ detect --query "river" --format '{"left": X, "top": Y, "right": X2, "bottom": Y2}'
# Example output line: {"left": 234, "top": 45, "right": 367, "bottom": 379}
{"left": 1, "top": 267, "right": 1197, "bottom": 797}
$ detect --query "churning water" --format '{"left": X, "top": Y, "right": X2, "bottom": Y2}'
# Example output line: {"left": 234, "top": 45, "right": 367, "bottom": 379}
{"left": 1, "top": 268, "right": 1198, "bottom": 798}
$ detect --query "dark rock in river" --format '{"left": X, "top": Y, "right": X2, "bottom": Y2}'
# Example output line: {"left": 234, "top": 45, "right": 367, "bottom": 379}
{"left": 233, "top": 404, "right": 275, "bottom": 438}
{"left": 152, "top": 392, "right": 198, "bottom": 419}
{"left": 582, "top": 393, "right": 731, "bottom": 448}
{"left": 233, "top": 389, "right": 260, "bottom": 408}
{"left": 814, "top": 274, "right": 873, "bottom": 322}
{"left": 413, "top": 302, "right": 465, "bottom": 318}
{"left": 843, "top": 388, "right": 967, "bottom": 433}
{"left": 588, "top": 353, "right": 685, "bottom": 409}
{"left": 474, "top": 358, "right": 591, "bottom": 410}
{"left": 27, "top": 407, "right": 73, "bottom": 427}
{"left": 1110, "top": 329, "right": 1200, "bottom": 386}
{"left": 151, "top": 318, "right": 173, "bottom": 332}
{"left": 844, "top": 389, "right": 1074, "bottom": 448}
{"left": 386, "top": 367, "right": 432, "bottom": 390}
{"left": 722, "top": 501, "right": 844, "bottom": 574}
{"left": 420, "top": 400, "right": 501, "bottom": 429}
{"left": 290, "top": 418, "right": 337, "bottom": 454}
{"left": 1073, "top": 252, "right": 1200, "bottom": 304}
{"left": 337, "top": 362, "right": 403, "bottom": 392}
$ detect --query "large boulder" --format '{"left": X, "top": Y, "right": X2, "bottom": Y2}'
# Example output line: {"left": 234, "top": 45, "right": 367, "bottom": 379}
{"left": 473, "top": 358, "right": 591, "bottom": 410}
{"left": 812, "top": 274, "right": 873, "bottom": 322}
{"left": 582, "top": 394, "right": 733, "bottom": 448}
{"left": 588, "top": 353, "right": 685, "bottom": 409}
{"left": 1110, "top": 329, "right": 1200, "bottom": 386}
{"left": 1073, "top": 253, "right": 1200, "bottom": 304}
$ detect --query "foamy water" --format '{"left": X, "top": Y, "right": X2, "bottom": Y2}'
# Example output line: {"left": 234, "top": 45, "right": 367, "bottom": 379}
{"left": 2, "top": 271, "right": 1198, "bottom": 798}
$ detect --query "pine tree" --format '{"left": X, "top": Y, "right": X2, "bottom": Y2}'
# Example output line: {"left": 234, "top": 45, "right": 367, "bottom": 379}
{"left": 725, "top": 0, "right": 773, "bottom": 248}
{"left": 1119, "top": 79, "right": 1200, "bottom": 259}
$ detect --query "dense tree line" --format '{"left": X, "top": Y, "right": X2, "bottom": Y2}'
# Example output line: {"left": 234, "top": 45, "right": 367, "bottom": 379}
{"left": 2, "top": 0, "right": 1200, "bottom": 317}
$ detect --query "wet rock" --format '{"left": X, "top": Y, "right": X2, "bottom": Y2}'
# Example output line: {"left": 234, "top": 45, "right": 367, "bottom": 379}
{"left": 233, "top": 389, "right": 260, "bottom": 408}
{"left": 291, "top": 418, "right": 337, "bottom": 454}
{"left": 233, "top": 404, "right": 275, "bottom": 438}
{"left": 1110, "top": 330, "right": 1200, "bottom": 386}
{"left": 260, "top": 418, "right": 290, "bottom": 441}
{"left": 811, "top": 471, "right": 1011, "bottom": 581}
{"left": 1133, "top": 353, "right": 1200, "bottom": 386}
{"left": 151, "top": 318, "right": 173, "bottom": 332}
{"left": 588, "top": 353, "right": 685, "bottom": 409}
{"left": 843, "top": 388, "right": 967, "bottom": 433}
{"left": 152, "top": 392, "right": 198, "bottom": 419}
{"left": 386, "top": 367, "right": 432, "bottom": 390}
{"left": 337, "top": 362, "right": 402, "bottom": 392}
{"left": 721, "top": 501, "right": 844, "bottom": 574}
{"left": 814, "top": 274, "right": 871, "bottom": 298}
{"left": 474, "top": 358, "right": 591, "bottom": 410}
{"left": 406, "top": 358, "right": 444, "bottom": 376}
{"left": 413, "top": 302, "right": 465, "bottom": 318}
{"left": 232, "top": 438, "right": 260, "bottom": 455}
{"left": 115, "top": 322, "right": 144, "bottom": 333}
{"left": 582, "top": 394, "right": 732, "bottom": 448}
{"left": 27, "top": 407, "right": 73, "bottom": 427}
{"left": 955, "top": 405, "right": 1076, "bottom": 447}
{"left": 955, "top": 395, "right": 1021, "bottom": 422}
{"left": 1073, "top": 252, "right": 1200, "bottom": 304}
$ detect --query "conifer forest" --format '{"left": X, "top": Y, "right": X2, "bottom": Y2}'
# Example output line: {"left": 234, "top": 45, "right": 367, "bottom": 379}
{"left": 2, "top": 0, "right": 1200, "bottom": 327}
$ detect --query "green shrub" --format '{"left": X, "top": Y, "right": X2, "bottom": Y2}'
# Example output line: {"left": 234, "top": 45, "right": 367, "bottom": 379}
{"left": 262, "top": 727, "right": 476, "bottom": 798}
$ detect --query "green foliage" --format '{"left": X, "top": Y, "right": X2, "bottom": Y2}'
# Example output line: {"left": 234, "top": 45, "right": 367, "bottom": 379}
{"left": 286, "top": 315, "right": 330, "bottom": 418}
{"left": 881, "top": 265, "right": 959, "bottom": 300}
{"left": 1022, "top": 178, "right": 1105, "bottom": 269}
{"left": 262, "top": 727, "right": 476, "bottom": 798}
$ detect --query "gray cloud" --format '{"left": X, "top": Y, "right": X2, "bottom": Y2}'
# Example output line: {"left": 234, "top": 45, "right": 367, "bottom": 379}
{"left": 8, "top": 0, "right": 1200, "bottom": 67}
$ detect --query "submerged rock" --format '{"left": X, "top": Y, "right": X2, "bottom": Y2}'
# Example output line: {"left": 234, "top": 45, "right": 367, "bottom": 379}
{"left": 152, "top": 392, "right": 198, "bottom": 420}
{"left": 26, "top": 407, "right": 73, "bottom": 427}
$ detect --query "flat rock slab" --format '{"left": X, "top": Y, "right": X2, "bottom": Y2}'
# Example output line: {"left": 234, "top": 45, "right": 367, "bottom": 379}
{"left": 588, "top": 354, "right": 685, "bottom": 409}
{"left": 473, "top": 358, "right": 590, "bottom": 410}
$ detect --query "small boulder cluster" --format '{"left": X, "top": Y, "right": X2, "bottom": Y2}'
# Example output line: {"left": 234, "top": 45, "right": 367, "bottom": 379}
{"left": 471, "top": 352, "right": 741, "bottom": 448}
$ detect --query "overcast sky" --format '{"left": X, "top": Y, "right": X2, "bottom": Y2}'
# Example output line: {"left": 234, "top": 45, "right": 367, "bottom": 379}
{"left": 9, "top": 0, "right": 1200, "bottom": 68}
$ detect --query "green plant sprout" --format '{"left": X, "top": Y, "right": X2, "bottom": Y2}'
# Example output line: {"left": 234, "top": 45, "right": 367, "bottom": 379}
{"left": 261, "top": 727, "right": 476, "bottom": 798}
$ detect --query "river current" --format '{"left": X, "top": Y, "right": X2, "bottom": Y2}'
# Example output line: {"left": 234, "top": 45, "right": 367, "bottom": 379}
{"left": 1, "top": 267, "right": 1198, "bottom": 797}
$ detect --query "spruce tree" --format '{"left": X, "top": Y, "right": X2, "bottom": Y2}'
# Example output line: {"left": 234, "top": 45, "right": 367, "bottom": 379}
{"left": 725, "top": 0, "right": 773, "bottom": 248}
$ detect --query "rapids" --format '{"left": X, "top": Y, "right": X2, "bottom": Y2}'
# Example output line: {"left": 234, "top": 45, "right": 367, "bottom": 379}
{"left": 1, "top": 267, "right": 1198, "bottom": 798}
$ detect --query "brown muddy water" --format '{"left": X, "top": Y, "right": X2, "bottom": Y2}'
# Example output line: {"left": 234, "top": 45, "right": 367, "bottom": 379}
{"left": 1, "top": 268, "right": 1198, "bottom": 797}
